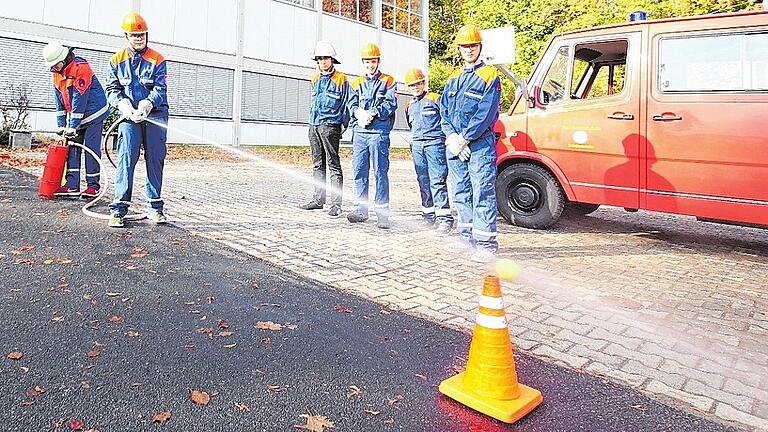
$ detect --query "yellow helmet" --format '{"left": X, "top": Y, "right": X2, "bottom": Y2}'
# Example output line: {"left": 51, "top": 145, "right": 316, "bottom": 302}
{"left": 360, "top": 43, "right": 381, "bottom": 59}
{"left": 121, "top": 12, "right": 148, "bottom": 33}
{"left": 404, "top": 68, "right": 426, "bottom": 85}
{"left": 454, "top": 24, "right": 482, "bottom": 45}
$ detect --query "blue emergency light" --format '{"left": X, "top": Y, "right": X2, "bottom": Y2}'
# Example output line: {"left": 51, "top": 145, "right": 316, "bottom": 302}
{"left": 629, "top": 10, "right": 648, "bottom": 21}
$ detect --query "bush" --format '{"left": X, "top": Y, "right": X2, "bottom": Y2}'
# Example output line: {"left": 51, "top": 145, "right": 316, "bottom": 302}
{"left": 0, "top": 83, "right": 31, "bottom": 146}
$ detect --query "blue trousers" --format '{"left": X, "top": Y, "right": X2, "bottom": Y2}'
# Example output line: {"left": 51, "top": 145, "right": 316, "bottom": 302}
{"left": 411, "top": 141, "right": 453, "bottom": 224}
{"left": 109, "top": 120, "right": 167, "bottom": 217}
{"left": 352, "top": 131, "right": 390, "bottom": 217}
{"left": 447, "top": 133, "right": 498, "bottom": 251}
{"left": 65, "top": 120, "right": 103, "bottom": 189}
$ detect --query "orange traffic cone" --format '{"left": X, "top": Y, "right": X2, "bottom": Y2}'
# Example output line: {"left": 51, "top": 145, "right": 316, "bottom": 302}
{"left": 439, "top": 275, "right": 542, "bottom": 423}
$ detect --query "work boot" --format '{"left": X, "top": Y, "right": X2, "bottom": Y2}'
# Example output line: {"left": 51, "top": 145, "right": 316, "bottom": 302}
{"left": 54, "top": 186, "right": 80, "bottom": 197}
{"left": 328, "top": 205, "right": 342, "bottom": 219}
{"left": 422, "top": 217, "right": 436, "bottom": 227}
{"left": 149, "top": 212, "right": 168, "bottom": 224}
{"left": 435, "top": 221, "right": 453, "bottom": 235}
{"left": 299, "top": 200, "right": 323, "bottom": 210}
{"left": 80, "top": 187, "right": 100, "bottom": 199}
{"left": 347, "top": 208, "right": 369, "bottom": 223}
{"left": 471, "top": 247, "right": 496, "bottom": 264}
{"left": 108, "top": 215, "right": 125, "bottom": 228}
{"left": 376, "top": 215, "right": 391, "bottom": 229}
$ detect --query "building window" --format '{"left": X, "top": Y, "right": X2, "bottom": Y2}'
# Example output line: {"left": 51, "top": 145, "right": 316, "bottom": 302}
{"left": 282, "top": 0, "right": 315, "bottom": 7}
{"left": 382, "top": 0, "right": 421, "bottom": 38}
{"left": 323, "top": 0, "right": 373, "bottom": 24}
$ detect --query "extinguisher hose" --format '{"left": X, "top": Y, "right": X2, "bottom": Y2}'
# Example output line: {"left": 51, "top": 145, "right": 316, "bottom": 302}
{"left": 71, "top": 115, "right": 147, "bottom": 221}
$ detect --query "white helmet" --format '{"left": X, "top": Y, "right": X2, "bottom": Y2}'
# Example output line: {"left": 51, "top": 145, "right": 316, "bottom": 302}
{"left": 42, "top": 42, "right": 69, "bottom": 67}
{"left": 312, "top": 41, "right": 340, "bottom": 64}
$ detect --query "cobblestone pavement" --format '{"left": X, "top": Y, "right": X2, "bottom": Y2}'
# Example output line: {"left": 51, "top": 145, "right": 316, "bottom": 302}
{"left": 23, "top": 155, "right": 768, "bottom": 431}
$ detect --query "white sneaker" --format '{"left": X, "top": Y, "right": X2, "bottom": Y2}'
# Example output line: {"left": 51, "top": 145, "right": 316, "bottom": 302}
{"left": 149, "top": 212, "right": 168, "bottom": 224}
{"left": 471, "top": 248, "right": 496, "bottom": 263}
{"left": 443, "top": 240, "right": 474, "bottom": 253}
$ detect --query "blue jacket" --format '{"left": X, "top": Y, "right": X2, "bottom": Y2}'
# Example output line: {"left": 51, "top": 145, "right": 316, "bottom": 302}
{"left": 309, "top": 70, "right": 350, "bottom": 126}
{"left": 439, "top": 61, "right": 501, "bottom": 142}
{"left": 348, "top": 71, "right": 397, "bottom": 134}
{"left": 52, "top": 57, "right": 109, "bottom": 130}
{"left": 106, "top": 47, "right": 169, "bottom": 120}
{"left": 405, "top": 91, "right": 444, "bottom": 145}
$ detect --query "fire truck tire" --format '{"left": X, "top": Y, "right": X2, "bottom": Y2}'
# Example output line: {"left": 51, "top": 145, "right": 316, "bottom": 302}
{"left": 564, "top": 202, "right": 601, "bottom": 216}
{"left": 496, "top": 163, "right": 564, "bottom": 229}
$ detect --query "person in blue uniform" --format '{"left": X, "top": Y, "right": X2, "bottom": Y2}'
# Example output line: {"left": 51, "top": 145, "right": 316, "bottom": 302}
{"left": 403, "top": 67, "right": 453, "bottom": 234}
{"left": 440, "top": 25, "right": 502, "bottom": 263}
{"left": 105, "top": 12, "right": 169, "bottom": 228}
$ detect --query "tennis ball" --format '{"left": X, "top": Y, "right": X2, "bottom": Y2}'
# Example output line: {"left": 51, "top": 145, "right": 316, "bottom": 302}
{"left": 495, "top": 258, "right": 520, "bottom": 281}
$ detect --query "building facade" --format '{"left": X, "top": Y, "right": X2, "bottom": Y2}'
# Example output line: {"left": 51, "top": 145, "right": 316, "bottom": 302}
{"left": 0, "top": 0, "right": 428, "bottom": 146}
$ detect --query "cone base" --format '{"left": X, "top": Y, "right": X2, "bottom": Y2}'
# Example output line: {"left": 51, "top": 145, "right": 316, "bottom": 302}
{"left": 439, "top": 372, "right": 543, "bottom": 424}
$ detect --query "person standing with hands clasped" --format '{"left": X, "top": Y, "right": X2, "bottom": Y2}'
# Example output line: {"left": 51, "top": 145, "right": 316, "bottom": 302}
{"left": 440, "top": 25, "right": 502, "bottom": 263}
{"left": 403, "top": 67, "right": 453, "bottom": 234}
{"left": 43, "top": 42, "right": 108, "bottom": 199}
{"left": 300, "top": 41, "right": 349, "bottom": 218}
{"left": 105, "top": 12, "right": 169, "bottom": 228}
{"left": 346, "top": 43, "right": 398, "bottom": 229}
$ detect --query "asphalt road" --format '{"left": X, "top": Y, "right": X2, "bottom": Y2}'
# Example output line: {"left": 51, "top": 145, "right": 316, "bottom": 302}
{"left": 0, "top": 166, "right": 739, "bottom": 432}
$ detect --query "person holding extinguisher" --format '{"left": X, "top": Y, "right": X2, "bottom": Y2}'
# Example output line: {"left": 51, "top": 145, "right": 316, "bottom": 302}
{"left": 105, "top": 12, "right": 169, "bottom": 228}
{"left": 42, "top": 42, "right": 109, "bottom": 198}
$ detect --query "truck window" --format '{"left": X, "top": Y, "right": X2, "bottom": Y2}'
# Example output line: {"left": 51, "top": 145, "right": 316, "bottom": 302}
{"left": 539, "top": 46, "right": 569, "bottom": 105}
{"left": 658, "top": 32, "right": 768, "bottom": 92}
{"left": 570, "top": 40, "right": 628, "bottom": 100}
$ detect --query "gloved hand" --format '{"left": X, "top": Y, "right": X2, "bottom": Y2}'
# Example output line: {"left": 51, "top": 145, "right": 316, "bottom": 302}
{"left": 446, "top": 133, "right": 470, "bottom": 161}
{"left": 131, "top": 99, "right": 153, "bottom": 123}
{"left": 354, "top": 107, "right": 373, "bottom": 128}
{"left": 117, "top": 98, "right": 134, "bottom": 119}
{"left": 62, "top": 127, "right": 78, "bottom": 139}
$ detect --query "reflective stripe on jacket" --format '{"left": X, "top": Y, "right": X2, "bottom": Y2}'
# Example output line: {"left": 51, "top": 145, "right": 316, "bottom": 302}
{"left": 309, "top": 70, "right": 350, "bottom": 126}
{"left": 405, "top": 91, "right": 444, "bottom": 144}
{"left": 106, "top": 47, "right": 169, "bottom": 119}
{"left": 348, "top": 71, "right": 397, "bottom": 133}
{"left": 52, "top": 57, "right": 108, "bottom": 129}
{"left": 439, "top": 61, "right": 501, "bottom": 142}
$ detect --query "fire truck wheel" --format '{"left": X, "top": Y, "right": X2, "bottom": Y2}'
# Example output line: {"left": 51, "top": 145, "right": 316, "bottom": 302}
{"left": 496, "top": 163, "right": 564, "bottom": 229}
{"left": 564, "top": 202, "right": 601, "bottom": 216}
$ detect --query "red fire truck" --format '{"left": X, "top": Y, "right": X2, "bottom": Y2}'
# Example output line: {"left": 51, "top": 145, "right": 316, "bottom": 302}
{"left": 494, "top": 10, "right": 768, "bottom": 229}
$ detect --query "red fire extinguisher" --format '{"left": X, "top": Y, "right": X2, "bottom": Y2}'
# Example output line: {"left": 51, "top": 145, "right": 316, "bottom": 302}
{"left": 38, "top": 142, "right": 68, "bottom": 199}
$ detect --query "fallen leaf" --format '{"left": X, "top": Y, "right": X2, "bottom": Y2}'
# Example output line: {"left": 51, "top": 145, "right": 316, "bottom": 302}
{"left": 380, "top": 309, "right": 392, "bottom": 316}
{"left": 285, "top": 324, "right": 298, "bottom": 330}
{"left": 217, "top": 319, "right": 230, "bottom": 329}
{"left": 255, "top": 321, "right": 283, "bottom": 331}
{"left": 383, "top": 418, "right": 395, "bottom": 424}
{"left": 106, "top": 291, "right": 122, "bottom": 297}
{"left": 152, "top": 411, "right": 172, "bottom": 424}
{"left": 20, "top": 366, "right": 29, "bottom": 373}
{"left": 267, "top": 385, "right": 284, "bottom": 393}
{"left": 334, "top": 304, "right": 353, "bottom": 313}
{"left": 181, "top": 343, "right": 195, "bottom": 349}
{"left": 20, "top": 400, "right": 34, "bottom": 407}
{"left": 250, "top": 282, "right": 259, "bottom": 289}
{"left": 127, "top": 331, "right": 140, "bottom": 337}
{"left": 80, "top": 381, "right": 91, "bottom": 389}
{"left": 15, "top": 259, "right": 34, "bottom": 265}
{"left": 43, "top": 259, "right": 55, "bottom": 265}
{"left": 11, "top": 244, "right": 34, "bottom": 255}
{"left": 364, "top": 408, "right": 381, "bottom": 416}
{"left": 414, "top": 374, "right": 426, "bottom": 380}
{"left": 108, "top": 315, "right": 124, "bottom": 324}
{"left": 86, "top": 350, "right": 101, "bottom": 358}
{"left": 234, "top": 402, "right": 250, "bottom": 412}
{"left": 387, "top": 395, "right": 403, "bottom": 405}
{"left": 26, "top": 385, "right": 45, "bottom": 397}
{"left": 56, "top": 257, "right": 73, "bottom": 264}
{"left": 294, "top": 414, "right": 335, "bottom": 431}
{"left": 630, "top": 404, "right": 646, "bottom": 412}
{"left": 190, "top": 390, "right": 210, "bottom": 405}
{"left": 223, "top": 343, "right": 237, "bottom": 349}
{"left": 7, "top": 351, "right": 23, "bottom": 360}
{"left": 51, "top": 315, "right": 65, "bottom": 322}
{"left": 347, "top": 385, "right": 361, "bottom": 398}
{"left": 261, "top": 337, "right": 272, "bottom": 345}
{"left": 68, "top": 418, "right": 85, "bottom": 430}
{"left": 218, "top": 331, "right": 234, "bottom": 337}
